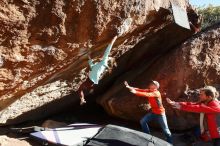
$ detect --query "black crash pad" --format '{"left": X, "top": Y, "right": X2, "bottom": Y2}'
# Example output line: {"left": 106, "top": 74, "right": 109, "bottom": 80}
{"left": 85, "top": 124, "right": 172, "bottom": 146}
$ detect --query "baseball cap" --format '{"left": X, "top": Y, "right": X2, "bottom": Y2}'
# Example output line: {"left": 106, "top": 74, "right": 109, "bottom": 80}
{"left": 151, "top": 80, "right": 160, "bottom": 89}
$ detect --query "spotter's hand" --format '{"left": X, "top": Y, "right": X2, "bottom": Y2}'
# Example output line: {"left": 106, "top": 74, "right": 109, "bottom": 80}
{"left": 166, "top": 98, "right": 181, "bottom": 109}
{"left": 124, "top": 81, "right": 129, "bottom": 88}
{"left": 166, "top": 98, "right": 175, "bottom": 105}
{"left": 129, "top": 88, "right": 136, "bottom": 94}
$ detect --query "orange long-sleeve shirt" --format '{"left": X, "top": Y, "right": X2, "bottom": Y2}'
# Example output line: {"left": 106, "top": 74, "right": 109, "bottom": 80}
{"left": 134, "top": 89, "right": 165, "bottom": 115}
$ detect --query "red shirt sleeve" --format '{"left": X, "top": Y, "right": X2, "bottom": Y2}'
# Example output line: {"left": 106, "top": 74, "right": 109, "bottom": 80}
{"left": 180, "top": 102, "right": 220, "bottom": 113}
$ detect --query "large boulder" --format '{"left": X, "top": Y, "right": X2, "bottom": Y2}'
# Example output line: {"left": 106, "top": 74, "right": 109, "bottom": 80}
{"left": 0, "top": 0, "right": 199, "bottom": 125}
{"left": 98, "top": 22, "right": 220, "bottom": 130}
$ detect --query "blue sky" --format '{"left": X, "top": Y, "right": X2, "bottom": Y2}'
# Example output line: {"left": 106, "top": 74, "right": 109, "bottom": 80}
{"left": 189, "top": 0, "right": 220, "bottom": 7}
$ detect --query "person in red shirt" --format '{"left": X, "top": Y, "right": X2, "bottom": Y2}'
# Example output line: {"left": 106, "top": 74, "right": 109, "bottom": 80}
{"left": 166, "top": 86, "right": 220, "bottom": 146}
{"left": 124, "top": 80, "right": 172, "bottom": 144}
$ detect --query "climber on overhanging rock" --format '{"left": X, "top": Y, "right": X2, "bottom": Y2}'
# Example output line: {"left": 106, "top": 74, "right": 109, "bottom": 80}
{"left": 124, "top": 80, "right": 173, "bottom": 144}
{"left": 78, "top": 36, "right": 117, "bottom": 105}
{"left": 87, "top": 17, "right": 133, "bottom": 86}
{"left": 79, "top": 17, "right": 133, "bottom": 105}
{"left": 88, "top": 36, "right": 117, "bottom": 85}
{"left": 166, "top": 86, "right": 220, "bottom": 146}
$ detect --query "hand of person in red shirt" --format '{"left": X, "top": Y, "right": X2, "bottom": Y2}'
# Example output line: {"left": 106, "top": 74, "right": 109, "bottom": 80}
{"left": 124, "top": 81, "right": 133, "bottom": 89}
{"left": 166, "top": 98, "right": 181, "bottom": 109}
{"left": 124, "top": 81, "right": 137, "bottom": 94}
{"left": 129, "top": 88, "right": 136, "bottom": 94}
{"left": 124, "top": 81, "right": 129, "bottom": 87}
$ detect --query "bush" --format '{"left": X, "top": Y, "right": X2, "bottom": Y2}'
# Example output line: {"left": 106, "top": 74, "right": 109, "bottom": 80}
{"left": 197, "top": 5, "right": 220, "bottom": 29}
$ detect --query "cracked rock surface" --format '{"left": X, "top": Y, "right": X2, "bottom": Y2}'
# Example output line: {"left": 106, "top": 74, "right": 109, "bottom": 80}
{"left": 0, "top": 0, "right": 201, "bottom": 126}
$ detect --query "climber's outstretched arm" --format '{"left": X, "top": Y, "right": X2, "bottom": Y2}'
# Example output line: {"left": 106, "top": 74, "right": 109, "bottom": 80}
{"left": 102, "top": 36, "right": 118, "bottom": 61}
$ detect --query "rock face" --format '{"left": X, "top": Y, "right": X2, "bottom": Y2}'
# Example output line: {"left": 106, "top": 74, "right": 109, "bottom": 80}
{"left": 0, "top": 136, "right": 31, "bottom": 146}
{"left": 0, "top": 0, "right": 199, "bottom": 125}
{"left": 98, "top": 22, "right": 220, "bottom": 130}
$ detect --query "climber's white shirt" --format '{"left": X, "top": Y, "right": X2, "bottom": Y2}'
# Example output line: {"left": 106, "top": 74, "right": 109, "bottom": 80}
{"left": 88, "top": 40, "right": 113, "bottom": 85}
{"left": 88, "top": 60, "right": 108, "bottom": 84}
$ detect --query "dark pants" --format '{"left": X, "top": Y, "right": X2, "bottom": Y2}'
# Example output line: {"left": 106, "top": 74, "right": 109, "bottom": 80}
{"left": 213, "top": 138, "right": 220, "bottom": 146}
{"left": 140, "top": 112, "right": 173, "bottom": 144}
